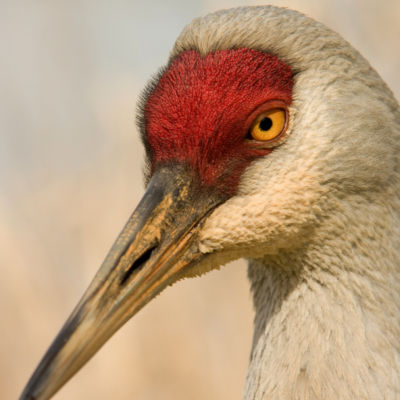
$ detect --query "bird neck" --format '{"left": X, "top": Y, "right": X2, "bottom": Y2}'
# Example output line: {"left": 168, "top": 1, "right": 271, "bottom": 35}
{"left": 244, "top": 194, "right": 400, "bottom": 400}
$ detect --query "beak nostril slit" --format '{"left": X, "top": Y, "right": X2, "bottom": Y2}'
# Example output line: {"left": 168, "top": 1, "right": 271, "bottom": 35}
{"left": 120, "top": 245, "right": 157, "bottom": 285}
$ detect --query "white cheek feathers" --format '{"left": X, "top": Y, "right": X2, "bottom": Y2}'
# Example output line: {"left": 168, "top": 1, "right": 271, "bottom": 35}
{"left": 198, "top": 152, "right": 324, "bottom": 257}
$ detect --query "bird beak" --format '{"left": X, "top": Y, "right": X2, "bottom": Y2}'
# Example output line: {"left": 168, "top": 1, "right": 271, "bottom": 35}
{"left": 20, "top": 164, "right": 225, "bottom": 400}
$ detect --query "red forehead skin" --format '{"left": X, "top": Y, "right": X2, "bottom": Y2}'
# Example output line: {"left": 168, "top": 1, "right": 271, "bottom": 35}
{"left": 144, "top": 48, "right": 293, "bottom": 195}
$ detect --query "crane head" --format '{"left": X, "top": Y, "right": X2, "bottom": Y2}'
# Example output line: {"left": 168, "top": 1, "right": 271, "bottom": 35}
{"left": 20, "top": 6, "right": 399, "bottom": 400}
{"left": 21, "top": 44, "right": 294, "bottom": 400}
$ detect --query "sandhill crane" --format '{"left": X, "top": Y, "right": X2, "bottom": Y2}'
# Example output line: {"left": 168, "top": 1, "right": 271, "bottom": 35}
{"left": 20, "top": 5, "right": 400, "bottom": 400}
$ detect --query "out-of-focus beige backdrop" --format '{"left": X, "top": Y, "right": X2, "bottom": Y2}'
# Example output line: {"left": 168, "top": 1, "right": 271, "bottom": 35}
{"left": 2, "top": 1, "right": 400, "bottom": 399}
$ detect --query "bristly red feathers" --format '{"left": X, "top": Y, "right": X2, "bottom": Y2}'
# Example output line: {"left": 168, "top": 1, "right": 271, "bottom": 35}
{"left": 143, "top": 48, "right": 293, "bottom": 195}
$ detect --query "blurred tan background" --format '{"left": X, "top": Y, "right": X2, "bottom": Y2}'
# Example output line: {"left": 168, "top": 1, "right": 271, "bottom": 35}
{"left": 2, "top": 0, "right": 400, "bottom": 399}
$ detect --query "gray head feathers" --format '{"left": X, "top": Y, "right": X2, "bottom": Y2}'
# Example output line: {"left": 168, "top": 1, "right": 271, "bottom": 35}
{"left": 171, "top": 6, "right": 400, "bottom": 399}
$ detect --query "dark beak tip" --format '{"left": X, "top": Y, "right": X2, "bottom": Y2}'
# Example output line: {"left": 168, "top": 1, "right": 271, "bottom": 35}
{"left": 19, "top": 389, "right": 36, "bottom": 400}
{"left": 19, "top": 165, "right": 226, "bottom": 400}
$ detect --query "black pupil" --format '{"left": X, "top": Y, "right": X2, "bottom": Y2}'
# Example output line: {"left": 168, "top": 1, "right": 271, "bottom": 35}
{"left": 259, "top": 117, "right": 273, "bottom": 131}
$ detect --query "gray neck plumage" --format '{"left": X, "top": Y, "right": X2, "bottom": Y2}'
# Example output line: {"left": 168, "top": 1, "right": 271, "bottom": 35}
{"left": 244, "top": 193, "right": 400, "bottom": 400}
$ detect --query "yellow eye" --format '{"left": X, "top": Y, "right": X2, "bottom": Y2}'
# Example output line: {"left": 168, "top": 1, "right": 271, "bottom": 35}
{"left": 249, "top": 108, "right": 286, "bottom": 141}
